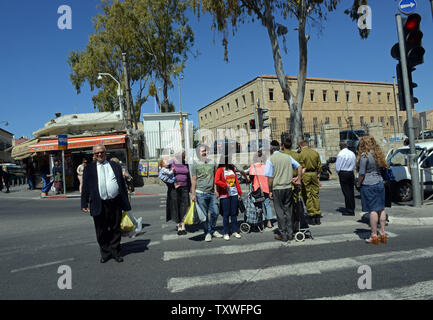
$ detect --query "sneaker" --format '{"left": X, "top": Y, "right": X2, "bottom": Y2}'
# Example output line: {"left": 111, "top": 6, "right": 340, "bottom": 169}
{"left": 205, "top": 234, "right": 212, "bottom": 242}
{"left": 233, "top": 233, "right": 241, "bottom": 239}
{"left": 212, "top": 231, "right": 223, "bottom": 238}
{"left": 224, "top": 234, "right": 230, "bottom": 241}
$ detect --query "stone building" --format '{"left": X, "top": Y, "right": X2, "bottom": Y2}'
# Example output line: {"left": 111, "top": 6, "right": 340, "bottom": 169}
{"left": 198, "top": 75, "right": 408, "bottom": 141}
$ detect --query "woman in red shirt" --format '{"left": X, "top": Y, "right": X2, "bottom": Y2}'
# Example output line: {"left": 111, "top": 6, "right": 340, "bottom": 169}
{"left": 215, "top": 159, "right": 242, "bottom": 240}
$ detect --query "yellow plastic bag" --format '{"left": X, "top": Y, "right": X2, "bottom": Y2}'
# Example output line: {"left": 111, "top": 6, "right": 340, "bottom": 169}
{"left": 120, "top": 211, "right": 134, "bottom": 232}
{"left": 183, "top": 201, "right": 195, "bottom": 225}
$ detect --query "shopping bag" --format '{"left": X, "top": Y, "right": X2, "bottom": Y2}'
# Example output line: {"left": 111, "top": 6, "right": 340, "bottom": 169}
{"left": 120, "top": 211, "right": 134, "bottom": 232}
{"left": 183, "top": 201, "right": 195, "bottom": 225}
{"left": 194, "top": 201, "right": 207, "bottom": 222}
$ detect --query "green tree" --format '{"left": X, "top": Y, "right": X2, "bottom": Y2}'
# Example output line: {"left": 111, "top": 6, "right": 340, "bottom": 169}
{"left": 192, "top": 0, "right": 365, "bottom": 144}
{"left": 68, "top": 0, "right": 194, "bottom": 123}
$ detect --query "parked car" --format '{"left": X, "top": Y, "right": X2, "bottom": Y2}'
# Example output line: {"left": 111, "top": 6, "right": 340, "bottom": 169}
{"left": 387, "top": 141, "right": 433, "bottom": 202}
{"left": 340, "top": 129, "right": 366, "bottom": 154}
{"left": 213, "top": 139, "right": 241, "bottom": 155}
{"left": 418, "top": 130, "right": 433, "bottom": 140}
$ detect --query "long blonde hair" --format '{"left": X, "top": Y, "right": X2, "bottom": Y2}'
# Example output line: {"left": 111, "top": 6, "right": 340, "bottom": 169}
{"left": 356, "top": 135, "right": 388, "bottom": 168}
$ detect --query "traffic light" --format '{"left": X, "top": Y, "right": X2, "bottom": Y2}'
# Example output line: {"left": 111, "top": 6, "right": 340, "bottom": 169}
{"left": 249, "top": 119, "right": 256, "bottom": 130}
{"left": 257, "top": 108, "right": 270, "bottom": 131}
{"left": 391, "top": 14, "right": 424, "bottom": 111}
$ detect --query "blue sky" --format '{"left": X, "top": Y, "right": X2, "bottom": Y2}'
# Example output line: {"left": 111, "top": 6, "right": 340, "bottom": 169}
{"left": 1, "top": 0, "right": 432, "bottom": 139}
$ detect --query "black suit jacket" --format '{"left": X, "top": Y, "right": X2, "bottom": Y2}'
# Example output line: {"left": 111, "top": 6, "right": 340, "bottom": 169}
{"left": 81, "top": 161, "right": 131, "bottom": 216}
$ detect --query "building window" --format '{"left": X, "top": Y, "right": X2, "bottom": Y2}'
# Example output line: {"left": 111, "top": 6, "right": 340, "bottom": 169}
{"left": 338, "top": 117, "right": 342, "bottom": 127}
{"left": 310, "top": 90, "right": 315, "bottom": 102}
{"left": 242, "top": 95, "right": 246, "bottom": 107}
{"left": 390, "top": 116, "right": 394, "bottom": 126}
{"left": 227, "top": 103, "right": 230, "bottom": 113}
{"left": 380, "top": 116, "right": 384, "bottom": 124}
{"left": 368, "top": 92, "right": 372, "bottom": 103}
{"left": 216, "top": 109, "right": 219, "bottom": 119}
{"left": 235, "top": 98, "right": 239, "bottom": 110}
{"left": 346, "top": 91, "right": 350, "bottom": 102}
{"left": 387, "top": 92, "right": 391, "bottom": 103}
{"left": 323, "top": 90, "right": 327, "bottom": 102}
{"left": 325, "top": 117, "right": 330, "bottom": 125}
{"left": 360, "top": 116, "right": 364, "bottom": 126}
{"left": 357, "top": 91, "right": 361, "bottom": 103}
{"left": 335, "top": 91, "right": 339, "bottom": 102}
{"left": 209, "top": 112, "right": 212, "bottom": 120}
{"left": 313, "top": 117, "right": 318, "bottom": 128}
{"left": 250, "top": 91, "right": 255, "bottom": 104}
{"left": 348, "top": 117, "right": 353, "bottom": 126}
{"left": 221, "top": 106, "right": 224, "bottom": 116}
{"left": 370, "top": 116, "right": 374, "bottom": 123}
{"left": 269, "top": 88, "right": 274, "bottom": 101}
{"left": 378, "top": 92, "right": 382, "bottom": 103}
{"left": 271, "top": 118, "right": 277, "bottom": 131}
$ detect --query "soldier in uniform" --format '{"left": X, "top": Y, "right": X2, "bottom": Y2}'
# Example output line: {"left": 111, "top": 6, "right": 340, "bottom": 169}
{"left": 298, "top": 140, "right": 322, "bottom": 225}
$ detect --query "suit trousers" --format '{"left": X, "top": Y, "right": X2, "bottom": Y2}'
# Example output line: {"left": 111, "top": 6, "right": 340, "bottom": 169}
{"left": 93, "top": 196, "right": 123, "bottom": 259}
{"left": 338, "top": 171, "right": 355, "bottom": 214}
{"left": 272, "top": 188, "right": 293, "bottom": 239}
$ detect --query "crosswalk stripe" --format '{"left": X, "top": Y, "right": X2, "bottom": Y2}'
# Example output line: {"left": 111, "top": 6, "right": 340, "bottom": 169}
{"left": 314, "top": 280, "right": 433, "bottom": 300}
{"left": 163, "top": 232, "right": 398, "bottom": 261}
{"left": 167, "top": 246, "right": 433, "bottom": 293}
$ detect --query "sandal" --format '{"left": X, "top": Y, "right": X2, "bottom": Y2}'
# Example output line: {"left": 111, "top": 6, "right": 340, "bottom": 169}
{"left": 379, "top": 233, "right": 387, "bottom": 244}
{"left": 365, "top": 235, "right": 379, "bottom": 245}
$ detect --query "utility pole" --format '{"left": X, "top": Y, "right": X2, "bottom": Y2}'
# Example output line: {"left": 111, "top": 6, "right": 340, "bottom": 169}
{"left": 396, "top": 14, "right": 422, "bottom": 207}
{"left": 122, "top": 53, "right": 138, "bottom": 130}
{"left": 254, "top": 99, "right": 260, "bottom": 152}
{"left": 392, "top": 76, "right": 401, "bottom": 136}
{"left": 178, "top": 75, "right": 184, "bottom": 149}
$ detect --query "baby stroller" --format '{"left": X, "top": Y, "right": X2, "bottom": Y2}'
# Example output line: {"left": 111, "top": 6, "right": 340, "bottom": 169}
{"left": 240, "top": 186, "right": 265, "bottom": 234}
{"left": 293, "top": 187, "right": 313, "bottom": 242}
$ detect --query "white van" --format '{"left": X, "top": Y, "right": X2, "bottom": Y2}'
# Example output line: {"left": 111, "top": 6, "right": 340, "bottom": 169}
{"left": 388, "top": 141, "right": 433, "bottom": 201}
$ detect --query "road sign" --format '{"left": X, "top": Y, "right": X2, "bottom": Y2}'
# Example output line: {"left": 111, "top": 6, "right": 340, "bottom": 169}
{"left": 58, "top": 135, "right": 68, "bottom": 150}
{"left": 403, "top": 117, "right": 420, "bottom": 138}
{"left": 399, "top": 0, "right": 417, "bottom": 15}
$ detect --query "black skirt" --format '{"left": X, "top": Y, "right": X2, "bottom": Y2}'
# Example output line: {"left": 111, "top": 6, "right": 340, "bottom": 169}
{"left": 166, "top": 185, "right": 190, "bottom": 223}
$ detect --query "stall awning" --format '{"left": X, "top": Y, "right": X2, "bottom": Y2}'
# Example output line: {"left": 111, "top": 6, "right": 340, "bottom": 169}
{"left": 30, "top": 134, "right": 127, "bottom": 152}
{"left": 11, "top": 139, "right": 39, "bottom": 160}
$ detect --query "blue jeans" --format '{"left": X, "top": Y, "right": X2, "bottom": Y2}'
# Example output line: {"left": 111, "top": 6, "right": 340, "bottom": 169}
{"left": 196, "top": 192, "right": 219, "bottom": 235}
{"left": 220, "top": 196, "right": 239, "bottom": 234}
{"left": 262, "top": 196, "right": 274, "bottom": 221}
{"left": 41, "top": 174, "right": 49, "bottom": 188}
{"left": 28, "top": 175, "right": 35, "bottom": 190}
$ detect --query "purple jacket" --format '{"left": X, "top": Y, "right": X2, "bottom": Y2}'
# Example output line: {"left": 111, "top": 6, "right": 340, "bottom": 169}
{"left": 171, "top": 162, "right": 191, "bottom": 189}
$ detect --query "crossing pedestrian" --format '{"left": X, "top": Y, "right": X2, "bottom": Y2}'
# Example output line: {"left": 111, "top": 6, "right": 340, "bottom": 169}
{"left": 215, "top": 155, "right": 242, "bottom": 240}
{"left": 298, "top": 140, "right": 322, "bottom": 225}
{"left": 171, "top": 151, "right": 191, "bottom": 236}
{"left": 264, "top": 140, "right": 303, "bottom": 242}
{"left": 1, "top": 163, "right": 10, "bottom": 193}
{"left": 81, "top": 144, "right": 131, "bottom": 263}
{"left": 249, "top": 150, "right": 274, "bottom": 230}
{"left": 52, "top": 160, "right": 63, "bottom": 194}
{"left": 336, "top": 142, "right": 357, "bottom": 216}
{"left": 356, "top": 135, "right": 388, "bottom": 245}
{"left": 191, "top": 144, "right": 223, "bottom": 242}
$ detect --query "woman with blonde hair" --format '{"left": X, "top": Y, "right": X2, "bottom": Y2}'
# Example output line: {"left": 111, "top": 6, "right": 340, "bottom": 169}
{"left": 356, "top": 135, "right": 388, "bottom": 244}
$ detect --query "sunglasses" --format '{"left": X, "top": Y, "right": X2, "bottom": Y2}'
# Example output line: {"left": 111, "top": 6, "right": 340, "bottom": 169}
{"left": 94, "top": 151, "right": 105, "bottom": 155}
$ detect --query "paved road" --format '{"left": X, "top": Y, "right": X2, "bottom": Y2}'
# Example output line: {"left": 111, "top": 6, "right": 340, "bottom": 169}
{"left": 1, "top": 187, "right": 433, "bottom": 301}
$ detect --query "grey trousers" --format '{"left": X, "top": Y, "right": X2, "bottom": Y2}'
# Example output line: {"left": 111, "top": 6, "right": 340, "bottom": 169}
{"left": 272, "top": 188, "right": 293, "bottom": 239}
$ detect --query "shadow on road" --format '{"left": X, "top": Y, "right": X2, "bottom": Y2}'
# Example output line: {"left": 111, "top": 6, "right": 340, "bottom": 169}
{"left": 121, "top": 239, "right": 151, "bottom": 256}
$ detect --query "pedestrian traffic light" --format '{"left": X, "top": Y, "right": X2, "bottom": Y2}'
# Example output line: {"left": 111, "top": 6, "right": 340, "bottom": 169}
{"left": 249, "top": 119, "right": 256, "bottom": 130}
{"left": 257, "top": 108, "right": 270, "bottom": 131}
{"left": 396, "top": 63, "right": 418, "bottom": 111}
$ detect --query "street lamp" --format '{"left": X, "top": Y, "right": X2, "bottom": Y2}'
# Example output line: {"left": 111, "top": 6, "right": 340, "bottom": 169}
{"left": 178, "top": 75, "right": 184, "bottom": 147}
{"left": 98, "top": 73, "right": 124, "bottom": 120}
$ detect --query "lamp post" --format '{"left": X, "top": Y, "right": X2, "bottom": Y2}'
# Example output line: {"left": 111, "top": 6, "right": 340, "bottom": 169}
{"left": 178, "top": 75, "right": 184, "bottom": 148}
{"left": 98, "top": 73, "right": 124, "bottom": 120}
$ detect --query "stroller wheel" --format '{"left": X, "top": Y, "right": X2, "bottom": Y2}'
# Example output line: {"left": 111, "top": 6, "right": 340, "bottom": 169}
{"left": 240, "top": 223, "right": 251, "bottom": 234}
{"left": 295, "top": 232, "right": 305, "bottom": 242}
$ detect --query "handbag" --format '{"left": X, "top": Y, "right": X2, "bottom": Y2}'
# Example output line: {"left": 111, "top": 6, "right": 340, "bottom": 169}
{"left": 120, "top": 211, "right": 134, "bottom": 232}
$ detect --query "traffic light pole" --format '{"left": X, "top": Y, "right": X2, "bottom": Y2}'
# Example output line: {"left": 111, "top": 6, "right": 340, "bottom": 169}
{"left": 396, "top": 14, "right": 422, "bottom": 208}
{"left": 253, "top": 103, "right": 259, "bottom": 153}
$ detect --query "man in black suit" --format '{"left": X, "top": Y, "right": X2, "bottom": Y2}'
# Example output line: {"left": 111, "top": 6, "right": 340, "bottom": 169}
{"left": 81, "top": 144, "right": 131, "bottom": 263}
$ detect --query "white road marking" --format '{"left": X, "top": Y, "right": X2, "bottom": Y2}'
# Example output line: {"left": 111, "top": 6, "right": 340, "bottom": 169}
{"left": 11, "top": 258, "right": 75, "bottom": 273}
{"left": 314, "top": 280, "right": 433, "bottom": 300}
{"left": 167, "top": 246, "right": 433, "bottom": 293}
{"left": 163, "top": 232, "right": 398, "bottom": 261}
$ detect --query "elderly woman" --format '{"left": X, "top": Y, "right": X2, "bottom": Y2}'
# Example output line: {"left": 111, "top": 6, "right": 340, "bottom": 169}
{"left": 356, "top": 135, "right": 388, "bottom": 245}
{"left": 76, "top": 158, "right": 87, "bottom": 194}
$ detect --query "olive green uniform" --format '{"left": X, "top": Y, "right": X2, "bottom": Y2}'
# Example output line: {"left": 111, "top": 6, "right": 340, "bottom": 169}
{"left": 299, "top": 148, "right": 322, "bottom": 217}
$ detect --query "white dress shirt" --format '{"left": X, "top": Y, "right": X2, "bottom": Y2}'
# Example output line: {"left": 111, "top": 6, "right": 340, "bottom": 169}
{"left": 97, "top": 161, "right": 119, "bottom": 200}
{"left": 336, "top": 148, "right": 356, "bottom": 173}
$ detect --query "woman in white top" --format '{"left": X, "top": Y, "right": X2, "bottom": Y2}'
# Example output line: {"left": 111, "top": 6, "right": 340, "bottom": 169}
{"left": 76, "top": 158, "right": 87, "bottom": 194}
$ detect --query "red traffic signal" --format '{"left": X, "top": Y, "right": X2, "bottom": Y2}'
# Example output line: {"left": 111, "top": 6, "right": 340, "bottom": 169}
{"left": 403, "top": 13, "right": 421, "bottom": 32}
{"left": 403, "top": 13, "right": 424, "bottom": 67}
{"left": 249, "top": 119, "right": 256, "bottom": 130}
